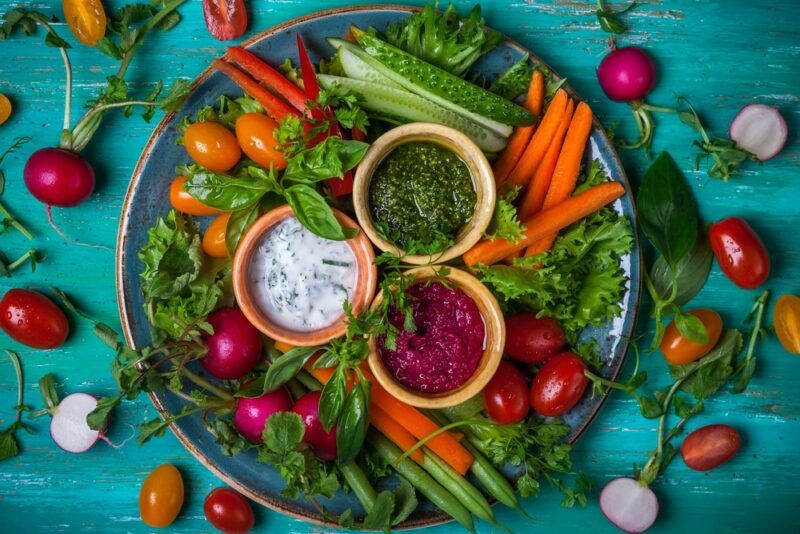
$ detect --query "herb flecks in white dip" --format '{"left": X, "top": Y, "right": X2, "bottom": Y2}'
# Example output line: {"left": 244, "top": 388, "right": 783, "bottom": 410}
{"left": 249, "top": 216, "right": 357, "bottom": 332}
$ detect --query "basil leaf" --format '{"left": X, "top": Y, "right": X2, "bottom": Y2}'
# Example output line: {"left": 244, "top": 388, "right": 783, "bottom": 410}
{"left": 319, "top": 367, "right": 347, "bottom": 433}
{"left": 363, "top": 490, "right": 395, "bottom": 531}
{"left": 637, "top": 152, "right": 698, "bottom": 270}
{"left": 651, "top": 234, "right": 712, "bottom": 306}
{"left": 284, "top": 184, "right": 356, "bottom": 241}
{"left": 239, "top": 346, "right": 320, "bottom": 398}
{"left": 225, "top": 201, "right": 263, "bottom": 256}
{"left": 183, "top": 171, "right": 270, "bottom": 211}
{"left": 674, "top": 310, "right": 709, "bottom": 344}
{"left": 336, "top": 379, "right": 371, "bottom": 462}
{"left": 282, "top": 137, "right": 369, "bottom": 184}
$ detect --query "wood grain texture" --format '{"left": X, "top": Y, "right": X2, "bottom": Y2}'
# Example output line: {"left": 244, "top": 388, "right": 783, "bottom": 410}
{"left": 0, "top": 0, "right": 798, "bottom": 532}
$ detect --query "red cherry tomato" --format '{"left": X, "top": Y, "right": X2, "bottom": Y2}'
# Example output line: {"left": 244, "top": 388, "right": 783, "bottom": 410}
{"left": 504, "top": 314, "right": 566, "bottom": 363}
{"left": 483, "top": 360, "right": 530, "bottom": 424}
{"left": 530, "top": 352, "right": 588, "bottom": 417}
{"left": 0, "top": 289, "right": 69, "bottom": 349}
{"left": 708, "top": 217, "right": 770, "bottom": 289}
{"left": 681, "top": 424, "right": 740, "bottom": 471}
{"left": 204, "top": 488, "right": 255, "bottom": 534}
{"left": 202, "top": 0, "right": 248, "bottom": 41}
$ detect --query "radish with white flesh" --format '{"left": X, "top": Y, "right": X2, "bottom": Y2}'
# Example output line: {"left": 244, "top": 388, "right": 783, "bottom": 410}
{"left": 50, "top": 393, "right": 102, "bottom": 453}
{"left": 729, "top": 104, "right": 787, "bottom": 161}
{"left": 600, "top": 478, "right": 659, "bottom": 533}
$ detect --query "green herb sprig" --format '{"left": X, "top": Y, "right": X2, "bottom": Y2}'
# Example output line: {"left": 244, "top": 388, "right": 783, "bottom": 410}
{"left": 596, "top": 1, "right": 638, "bottom": 34}
{"left": 0, "top": 351, "right": 31, "bottom": 462}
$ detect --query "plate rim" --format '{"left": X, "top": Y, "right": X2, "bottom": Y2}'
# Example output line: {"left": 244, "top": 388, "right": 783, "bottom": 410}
{"left": 115, "top": 3, "right": 642, "bottom": 529}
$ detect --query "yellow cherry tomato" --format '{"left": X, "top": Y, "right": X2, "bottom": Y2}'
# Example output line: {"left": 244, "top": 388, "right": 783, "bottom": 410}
{"left": 0, "top": 94, "right": 12, "bottom": 125}
{"left": 62, "top": 0, "right": 107, "bottom": 46}
{"left": 774, "top": 294, "right": 800, "bottom": 354}
{"left": 184, "top": 121, "right": 241, "bottom": 173}
{"left": 169, "top": 176, "right": 220, "bottom": 216}
{"left": 660, "top": 309, "right": 723, "bottom": 365}
{"left": 203, "top": 212, "right": 231, "bottom": 258}
{"left": 235, "top": 112, "right": 287, "bottom": 170}
{"left": 139, "top": 464, "right": 184, "bottom": 528}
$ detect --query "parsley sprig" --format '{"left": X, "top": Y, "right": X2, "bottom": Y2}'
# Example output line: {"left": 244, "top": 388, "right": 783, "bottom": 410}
{"left": 0, "top": 351, "right": 31, "bottom": 462}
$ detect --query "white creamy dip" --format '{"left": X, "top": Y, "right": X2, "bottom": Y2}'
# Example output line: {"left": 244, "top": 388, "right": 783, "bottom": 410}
{"left": 249, "top": 216, "right": 357, "bottom": 331}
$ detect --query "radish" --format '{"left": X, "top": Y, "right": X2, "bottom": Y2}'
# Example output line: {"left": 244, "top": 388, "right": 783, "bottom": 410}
{"left": 600, "top": 477, "right": 659, "bottom": 533}
{"left": 729, "top": 104, "right": 787, "bottom": 161}
{"left": 292, "top": 391, "right": 337, "bottom": 461}
{"left": 233, "top": 386, "right": 292, "bottom": 443}
{"left": 201, "top": 307, "right": 263, "bottom": 380}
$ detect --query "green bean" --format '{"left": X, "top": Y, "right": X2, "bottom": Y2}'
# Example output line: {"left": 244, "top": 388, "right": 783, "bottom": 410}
{"left": 340, "top": 459, "right": 378, "bottom": 513}
{"left": 294, "top": 368, "right": 322, "bottom": 392}
{"left": 422, "top": 452, "right": 495, "bottom": 524}
{"left": 368, "top": 431, "right": 475, "bottom": 533}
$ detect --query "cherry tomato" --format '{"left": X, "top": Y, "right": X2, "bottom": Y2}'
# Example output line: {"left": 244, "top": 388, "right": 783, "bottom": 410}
{"left": 774, "top": 294, "right": 800, "bottom": 354}
{"left": 660, "top": 309, "right": 723, "bottom": 365}
{"left": 709, "top": 217, "right": 770, "bottom": 289}
{"left": 62, "top": 0, "right": 107, "bottom": 46}
{"left": 0, "top": 289, "right": 69, "bottom": 349}
{"left": 504, "top": 314, "right": 566, "bottom": 363}
{"left": 203, "top": 212, "right": 231, "bottom": 258}
{"left": 204, "top": 487, "right": 255, "bottom": 534}
{"left": 0, "top": 93, "right": 11, "bottom": 125}
{"left": 202, "top": 0, "right": 248, "bottom": 41}
{"left": 680, "top": 424, "right": 740, "bottom": 471}
{"left": 235, "top": 113, "right": 287, "bottom": 170}
{"left": 139, "top": 464, "right": 184, "bottom": 528}
{"left": 530, "top": 352, "right": 588, "bottom": 417}
{"left": 184, "top": 121, "right": 241, "bottom": 172}
{"left": 483, "top": 360, "right": 529, "bottom": 424}
{"left": 170, "top": 176, "right": 221, "bottom": 216}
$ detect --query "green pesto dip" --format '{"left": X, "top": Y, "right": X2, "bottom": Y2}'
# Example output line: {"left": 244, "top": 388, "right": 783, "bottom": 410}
{"left": 369, "top": 141, "right": 476, "bottom": 253}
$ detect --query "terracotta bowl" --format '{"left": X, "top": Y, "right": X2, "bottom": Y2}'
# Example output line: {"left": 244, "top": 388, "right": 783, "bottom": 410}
{"left": 367, "top": 266, "right": 505, "bottom": 408}
{"left": 353, "top": 123, "right": 496, "bottom": 265}
{"left": 232, "top": 204, "right": 377, "bottom": 346}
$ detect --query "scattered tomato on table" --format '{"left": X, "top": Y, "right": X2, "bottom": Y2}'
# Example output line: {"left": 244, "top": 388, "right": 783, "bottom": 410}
{"left": 0, "top": 289, "right": 69, "bottom": 349}
{"left": 203, "top": 0, "right": 248, "bottom": 41}
{"left": 62, "top": 0, "right": 107, "bottom": 46}
{"left": 774, "top": 294, "right": 800, "bottom": 354}
{"left": 139, "top": 464, "right": 185, "bottom": 528}
{"left": 483, "top": 360, "right": 530, "bottom": 424}
{"left": 709, "top": 217, "right": 770, "bottom": 289}
{"left": 0, "top": 93, "right": 12, "bottom": 125}
{"left": 530, "top": 352, "right": 589, "bottom": 417}
{"left": 204, "top": 487, "right": 255, "bottom": 534}
{"left": 184, "top": 121, "right": 242, "bottom": 172}
{"left": 681, "top": 424, "right": 741, "bottom": 471}
{"left": 660, "top": 309, "right": 723, "bottom": 365}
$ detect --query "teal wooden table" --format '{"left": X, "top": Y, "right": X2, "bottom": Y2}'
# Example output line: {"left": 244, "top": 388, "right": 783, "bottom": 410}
{"left": 1, "top": 1, "right": 798, "bottom": 531}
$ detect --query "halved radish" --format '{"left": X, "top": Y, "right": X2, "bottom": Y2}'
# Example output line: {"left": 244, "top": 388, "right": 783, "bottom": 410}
{"left": 50, "top": 393, "right": 102, "bottom": 453}
{"left": 729, "top": 104, "right": 787, "bottom": 161}
{"left": 600, "top": 477, "right": 659, "bottom": 533}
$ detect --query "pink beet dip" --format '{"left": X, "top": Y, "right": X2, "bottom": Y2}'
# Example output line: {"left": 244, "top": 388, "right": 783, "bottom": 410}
{"left": 377, "top": 281, "right": 485, "bottom": 393}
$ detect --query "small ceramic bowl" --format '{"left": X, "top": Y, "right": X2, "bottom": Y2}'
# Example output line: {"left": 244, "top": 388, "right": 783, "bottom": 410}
{"left": 353, "top": 123, "right": 496, "bottom": 265}
{"left": 232, "top": 204, "right": 377, "bottom": 346}
{"left": 367, "top": 266, "right": 505, "bottom": 409}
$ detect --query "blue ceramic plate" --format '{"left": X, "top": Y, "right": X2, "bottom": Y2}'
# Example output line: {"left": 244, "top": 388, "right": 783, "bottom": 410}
{"left": 116, "top": 5, "right": 641, "bottom": 528}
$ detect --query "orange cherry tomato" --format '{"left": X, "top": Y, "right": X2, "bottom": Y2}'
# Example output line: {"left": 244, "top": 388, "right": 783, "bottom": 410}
{"left": 184, "top": 121, "right": 241, "bottom": 172}
{"left": 169, "top": 176, "right": 220, "bottom": 216}
{"left": 660, "top": 309, "right": 723, "bottom": 365}
{"left": 235, "top": 113, "right": 287, "bottom": 170}
{"left": 203, "top": 212, "right": 231, "bottom": 258}
{"left": 139, "top": 464, "right": 184, "bottom": 528}
{"left": 62, "top": 0, "right": 107, "bottom": 46}
{"left": 0, "top": 94, "right": 11, "bottom": 125}
{"left": 774, "top": 294, "right": 800, "bottom": 354}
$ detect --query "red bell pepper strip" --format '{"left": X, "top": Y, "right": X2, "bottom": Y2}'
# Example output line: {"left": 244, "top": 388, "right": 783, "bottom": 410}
{"left": 203, "top": 0, "right": 248, "bottom": 41}
{"left": 224, "top": 47, "right": 308, "bottom": 113}
{"left": 212, "top": 59, "right": 300, "bottom": 122}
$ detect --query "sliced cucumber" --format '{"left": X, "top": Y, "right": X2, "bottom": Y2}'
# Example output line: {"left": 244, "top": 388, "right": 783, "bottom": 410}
{"left": 351, "top": 27, "right": 532, "bottom": 134}
{"left": 333, "top": 42, "right": 404, "bottom": 89}
{"left": 318, "top": 74, "right": 508, "bottom": 153}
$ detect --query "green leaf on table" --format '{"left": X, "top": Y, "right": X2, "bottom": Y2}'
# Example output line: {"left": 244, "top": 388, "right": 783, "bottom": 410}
{"left": 670, "top": 329, "right": 743, "bottom": 400}
{"left": 156, "top": 78, "right": 191, "bottom": 112}
{"left": 87, "top": 395, "right": 121, "bottom": 431}
{"left": 651, "top": 233, "right": 712, "bottom": 306}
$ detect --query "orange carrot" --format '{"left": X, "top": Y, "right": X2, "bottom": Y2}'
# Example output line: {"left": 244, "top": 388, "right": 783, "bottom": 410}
{"left": 493, "top": 71, "right": 545, "bottom": 185}
{"left": 212, "top": 59, "right": 301, "bottom": 122}
{"left": 504, "top": 89, "right": 569, "bottom": 188}
{"left": 370, "top": 405, "right": 424, "bottom": 463}
{"left": 273, "top": 341, "right": 295, "bottom": 354}
{"left": 518, "top": 99, "right": 575, "bottom": 220}
{"left": 463, "top": 182, "right": 626, "bottom": 266}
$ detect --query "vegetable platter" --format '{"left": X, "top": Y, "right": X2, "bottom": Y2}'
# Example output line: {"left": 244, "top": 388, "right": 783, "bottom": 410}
{"left": 114, "top": 4, "right": 640, "bottom": 529}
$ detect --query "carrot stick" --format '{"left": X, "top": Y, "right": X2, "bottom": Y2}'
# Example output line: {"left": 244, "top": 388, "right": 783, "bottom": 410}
{"left": 370, "top": 405, "right": 424, "bottom": 463}
{"left": 212, "top": 59, "right": 301, "bottom": 122}
{"left": 273, "top": 341, "right": 295, "bottom": 354}
{"left": 518, "top": 99, "right": 575, "bottom": 220}
{"left": 463, "top": 182, "right": 625, "bottom": 266}
{"left": 225, "top": 47, "right": 308, "bottom": 113}
{"left": 493, "top": 70, "right": 545, "bottom": 186}
{"left": 504, "top": 89, "right": 569, "bottom": 188}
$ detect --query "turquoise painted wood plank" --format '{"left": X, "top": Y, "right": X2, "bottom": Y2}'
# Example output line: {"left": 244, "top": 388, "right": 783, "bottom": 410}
{"left": 1, "top": 0, "right": 798, "bottom": 532}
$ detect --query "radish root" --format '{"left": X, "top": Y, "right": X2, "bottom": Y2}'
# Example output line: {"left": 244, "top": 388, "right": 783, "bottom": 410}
{"left": 45, "top": 205, "right": 113, "bottom": 251}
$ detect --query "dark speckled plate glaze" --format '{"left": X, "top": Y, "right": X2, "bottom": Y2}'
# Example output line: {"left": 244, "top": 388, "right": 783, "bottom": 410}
{"left": 116, "top": 5, "right": 641, "bottom": 529}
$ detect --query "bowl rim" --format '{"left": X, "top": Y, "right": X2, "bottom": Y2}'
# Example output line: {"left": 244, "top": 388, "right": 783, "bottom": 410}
{"left": 353, "top": 122, "right": 496, "bottom": 265}
{"left": 232, "top": 204, "right": 377, "bottom": 346}
{"left": 366, "top": 266, "right": 505, "bottom": 408}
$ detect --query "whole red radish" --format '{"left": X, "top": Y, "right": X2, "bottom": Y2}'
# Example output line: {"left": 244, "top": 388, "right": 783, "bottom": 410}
{"left": 597, "top": 47, "right": 656, "bottom": 102}
{"left": 23, "top": 148, "right": 95, "bottom": 207}
{"left": 292, "top": 391, "right": 337, "bottom": 461}
{"left": 233, "top": 386, "right": 292, "bottom": 443}
{"left": 0, "top": 289, "right": 69, "bottom": 349}
{"left": 201, "top": 308, "right": 262, "bottom": 380}
{"left": 530, "top": 352, "right": 588, "bottom": 417}
{"left": 504, "top": 314, "right": 565, "bottom": 363}
{"left": 681, "top": 424, "right": 740, "bottom": 471}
